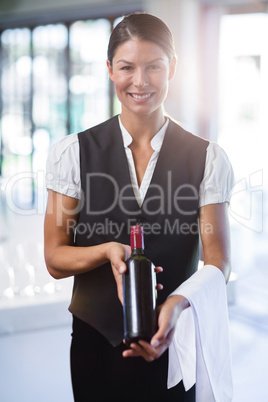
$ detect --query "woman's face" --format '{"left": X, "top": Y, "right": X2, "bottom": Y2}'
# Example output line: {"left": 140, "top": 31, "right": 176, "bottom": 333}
{"left": 107, "top": 38, "right": 176, "bottom": 118}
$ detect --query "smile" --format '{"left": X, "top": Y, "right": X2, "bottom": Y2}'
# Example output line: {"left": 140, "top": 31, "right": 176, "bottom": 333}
{"left": 130, "top": 93, "right": 153, "bottom": 99}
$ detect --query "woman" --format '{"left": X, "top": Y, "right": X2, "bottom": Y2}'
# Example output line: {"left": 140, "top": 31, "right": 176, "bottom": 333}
{"left": 44, "top": 12, "right": 234, "bottom": 402}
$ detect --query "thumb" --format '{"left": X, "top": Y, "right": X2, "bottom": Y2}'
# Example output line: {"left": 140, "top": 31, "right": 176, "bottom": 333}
{"left": 118, "top": 263, "right": 126, "bottom": 274}
{"left": 150, "top": 327, "right": 166, "bottom": 348}
{"left": 112, "top": 259, "right": 127, "bottom": 275}
{"left": 150, "top": 308, "right": 173, "bottom": 347}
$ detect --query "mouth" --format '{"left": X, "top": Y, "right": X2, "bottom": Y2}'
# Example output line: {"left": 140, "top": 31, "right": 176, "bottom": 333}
{"left": 129, "top": 92, "right": 154, "bottom": 100}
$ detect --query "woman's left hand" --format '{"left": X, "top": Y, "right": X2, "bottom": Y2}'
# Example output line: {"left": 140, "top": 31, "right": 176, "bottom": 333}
{"left": 122, "top": 295, "right": 189, "bottom": 361}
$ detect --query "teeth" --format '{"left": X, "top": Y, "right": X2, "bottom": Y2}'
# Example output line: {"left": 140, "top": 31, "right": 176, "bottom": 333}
{"left": 131, "top": 93, "right": 151, "bottom": 99}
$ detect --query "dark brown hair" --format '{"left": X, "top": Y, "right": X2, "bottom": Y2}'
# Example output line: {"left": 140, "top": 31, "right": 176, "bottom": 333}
{"left": 107, "top": 12, "right": 176, "bottom": 65}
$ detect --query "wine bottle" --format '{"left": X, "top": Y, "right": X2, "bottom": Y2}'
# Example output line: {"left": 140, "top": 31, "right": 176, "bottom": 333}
{"left": 123, "top": 225, "right": 157, "bottom": 346}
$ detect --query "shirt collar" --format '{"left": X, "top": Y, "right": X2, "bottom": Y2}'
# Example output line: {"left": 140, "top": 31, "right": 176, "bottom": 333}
{"left": 118, "top": 115, "right": 169, "bottom": 152}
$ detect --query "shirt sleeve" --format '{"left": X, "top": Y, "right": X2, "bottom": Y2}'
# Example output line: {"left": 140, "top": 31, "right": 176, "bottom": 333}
{"left": 199, "top": 142, "right": 234, "bottom": 207}
{"left": 45, "top": 133, "right": 81, "bottom": 199}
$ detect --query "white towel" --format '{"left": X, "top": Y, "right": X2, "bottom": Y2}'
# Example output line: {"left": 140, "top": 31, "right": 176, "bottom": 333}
{"left": 168, "top": 265, "right": 233, "bottom": 402}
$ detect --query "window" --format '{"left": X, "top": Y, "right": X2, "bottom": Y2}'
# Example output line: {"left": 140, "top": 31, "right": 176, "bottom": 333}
{"left": 0, "top": 17, "right": 118, "bottom": 207}
{"left": 218, "top": 13, "right": 268, "bottom": 315}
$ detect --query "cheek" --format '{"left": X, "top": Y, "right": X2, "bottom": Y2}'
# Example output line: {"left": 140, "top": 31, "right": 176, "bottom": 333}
{"left": 152, "top": 72, "right": 169, "bottom": 89}
{"left": 113, "top": 73, "right": 130, "bottom": 89}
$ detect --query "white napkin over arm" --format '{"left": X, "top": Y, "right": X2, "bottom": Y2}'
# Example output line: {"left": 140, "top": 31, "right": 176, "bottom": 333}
{"left": 167, "top": 265, "right": 233, "bottom": 402}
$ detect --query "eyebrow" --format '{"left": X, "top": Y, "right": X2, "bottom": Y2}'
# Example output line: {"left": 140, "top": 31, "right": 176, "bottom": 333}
{"left": 116, "top": 58, "right": 164, "bottom": 64}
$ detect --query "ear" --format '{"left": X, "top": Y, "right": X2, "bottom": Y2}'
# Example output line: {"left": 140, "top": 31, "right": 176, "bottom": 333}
{"left": 168, "top": 57, "right": 177, "bottom": 81}
{"left": 107, "top": 60, "right": 115, "bottom": 82}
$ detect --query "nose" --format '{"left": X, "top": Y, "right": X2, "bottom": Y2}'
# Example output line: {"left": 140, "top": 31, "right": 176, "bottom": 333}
{"left": 133, "top": 68, "right": 148, "bottom": 89}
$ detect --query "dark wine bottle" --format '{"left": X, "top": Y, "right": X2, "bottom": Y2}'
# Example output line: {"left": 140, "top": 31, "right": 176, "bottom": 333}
{"left": 123, "top": 225, "right": 157, "bottom": 346}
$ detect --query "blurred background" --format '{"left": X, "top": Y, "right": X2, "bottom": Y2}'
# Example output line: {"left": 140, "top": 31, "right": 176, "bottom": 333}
{"left": 0, "top": 0, "right": 267, "bottom": 401}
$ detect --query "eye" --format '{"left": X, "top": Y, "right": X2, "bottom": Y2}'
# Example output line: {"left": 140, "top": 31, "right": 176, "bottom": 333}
{"left": 148, "top": 64, "right": 161, "bottom": 71}
{"left": 120, "top": 65, "right": 133, "bottom": 71}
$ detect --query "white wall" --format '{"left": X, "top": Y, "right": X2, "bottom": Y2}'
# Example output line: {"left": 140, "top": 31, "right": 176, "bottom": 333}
{"left": 145, "top": 0, "right": 203, "bottom": 134}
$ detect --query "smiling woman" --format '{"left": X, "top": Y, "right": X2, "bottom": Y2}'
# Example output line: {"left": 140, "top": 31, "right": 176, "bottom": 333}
{"left": 44, "top": 11, "right": 234, "bottom": 402}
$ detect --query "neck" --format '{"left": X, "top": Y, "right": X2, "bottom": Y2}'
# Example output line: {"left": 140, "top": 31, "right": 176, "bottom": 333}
{"left": 120, "top": 108, "right": 166, "bottom": 144}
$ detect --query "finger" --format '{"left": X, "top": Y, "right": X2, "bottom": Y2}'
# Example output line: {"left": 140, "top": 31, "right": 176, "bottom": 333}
{"left": 150, "top": 326, "right": 175, "bottom": 352}
{"left": 122, "top": 348, "right": 140, "bottom": 358}
{"left": 124, "top": 350, "right": 154, "bottom": 362}
{"left": 138, "top": 340, "right": 158, "bottom": 355}
{"left": 130, "top": 342, "right": 155, "bottom": 362}
{"left": 150, "top": 328, "right": 167, "bottom": 349}
{"left": 118, "top": 290, "right": 123, "bottom": 305}
{"left": 122, "top": 345, "right": 153, "bottom": 360}
{"left": 156, "top": 283, "right": 163, "bottom": 291}
{"left": 154, "top": 266, "right": 163, "bottom": 273}
{"left": 124, "top": 245, "right": 132, "bottom": 259}
{"left": 137, "top": 340, "right": 164, "bottom": 361}
{"left": 112, "top": 260, "right": 127, "bottom": 276}
{"left": 111, "top": 267, "right": 124, "bottom": 304}
{"left": 116, "top": 278, "right": 123, "bottom": 304}
{"left": 129, "top": 341, "right": 153, "bottom": 356}
{"left": 122, "top": 344, "right": 145, "bottom": 358}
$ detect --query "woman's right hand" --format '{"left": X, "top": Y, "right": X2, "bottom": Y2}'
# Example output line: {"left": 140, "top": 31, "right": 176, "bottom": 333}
{"left": 106, "top": 242, "right": 163, "bottom": 305}
{"left": 106, "top": 242, "right": 131, "bottom": 304}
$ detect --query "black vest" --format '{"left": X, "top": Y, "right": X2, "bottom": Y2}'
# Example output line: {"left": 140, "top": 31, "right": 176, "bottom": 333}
{"left": 69, "top": 115, "right": 209, "bottom": 346}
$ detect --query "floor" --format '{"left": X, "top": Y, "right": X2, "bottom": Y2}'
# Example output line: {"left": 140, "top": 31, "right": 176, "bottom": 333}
{"left": 229, "top": 309, "right": 268, "bottom": 401}
{"left": 228, "top": 275, "right": 268, "bottom": 402}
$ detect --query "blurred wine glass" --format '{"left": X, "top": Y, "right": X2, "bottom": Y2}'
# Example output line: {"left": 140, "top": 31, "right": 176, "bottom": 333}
{"left": 0, "top": 243, "right": 15, "bottom": 299}
{"left": 2, "top": 242, "right": 35, "bottom": 298}
{"left": 0, "top": 177, "right": 9, "bottom": 244}
{"left": 1, "top": 239, "right": 71, "bottom": 301}
{"left": 24, "top": 241, "right": 62, "bottom": 295}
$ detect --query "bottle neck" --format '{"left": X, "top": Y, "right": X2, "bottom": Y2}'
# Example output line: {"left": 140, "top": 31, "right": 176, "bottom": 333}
{"left": 130, "top": 225, "right": 145, "bottom": 255}
{"left": 131, "top": 248, "right": 145, "bottom": 257}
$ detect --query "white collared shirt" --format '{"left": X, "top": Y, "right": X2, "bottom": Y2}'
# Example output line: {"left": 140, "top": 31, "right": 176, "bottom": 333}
{"left": 118, "top": 116, "right": 169, "bottom": 207}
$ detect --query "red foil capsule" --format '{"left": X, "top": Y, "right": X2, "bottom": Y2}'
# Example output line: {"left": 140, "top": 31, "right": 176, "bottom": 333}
{"left": 130, "top": 225, "right": 144, "bottom": 250}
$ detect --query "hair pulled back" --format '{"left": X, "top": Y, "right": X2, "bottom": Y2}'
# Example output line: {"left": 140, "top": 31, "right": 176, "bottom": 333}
{"left": 107, "top": 12, "right": 176, "bottom": 64}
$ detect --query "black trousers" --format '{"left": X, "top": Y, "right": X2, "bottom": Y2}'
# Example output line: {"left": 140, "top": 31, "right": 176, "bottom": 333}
{"left": 70, "top": 316, "right": 195, "bottom": 402}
